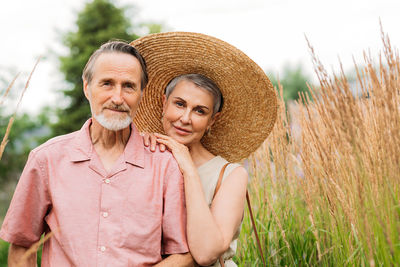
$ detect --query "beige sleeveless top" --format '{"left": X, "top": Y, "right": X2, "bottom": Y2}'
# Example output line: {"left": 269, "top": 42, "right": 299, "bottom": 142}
{"left": 197, "top": 156, "right": 242, "bottom": 267}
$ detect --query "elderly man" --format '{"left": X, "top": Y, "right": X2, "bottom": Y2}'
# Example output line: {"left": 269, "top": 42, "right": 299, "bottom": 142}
{"left": 0, "top": 41, "right": 191, "bottom": 266}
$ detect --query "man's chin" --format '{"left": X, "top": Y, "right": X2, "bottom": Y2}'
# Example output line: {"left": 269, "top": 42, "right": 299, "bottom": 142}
{"left": 94, "top": 114, "right": 132, "bottom": 131}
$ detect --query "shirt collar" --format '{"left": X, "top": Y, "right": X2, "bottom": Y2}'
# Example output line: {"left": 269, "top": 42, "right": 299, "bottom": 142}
{"left": 69, "top": 119, "right": 93, "bottom": 162}
{"left": 124, "top": 124, "right": 145, "bottom": 168}
{"left": 69, "top": 118, "right": 145, "bottom": 169}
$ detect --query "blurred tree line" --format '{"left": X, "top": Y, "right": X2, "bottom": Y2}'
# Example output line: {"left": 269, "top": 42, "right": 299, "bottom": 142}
{"left": 268, "top": 63, "right": 312, "bottom": 103}
{"left": 0, "top": 0, "right": 161, "bottom": 187}
{"left": 0, "top": 0, "right": 313, "bottom": 215}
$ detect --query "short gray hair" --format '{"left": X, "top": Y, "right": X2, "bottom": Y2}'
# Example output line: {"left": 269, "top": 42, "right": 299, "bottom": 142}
{"left": 82, "top": 40, "right": 148, "bottom": 91}
{"left": 165, "top": 74, "right": 223, "bottom": 115}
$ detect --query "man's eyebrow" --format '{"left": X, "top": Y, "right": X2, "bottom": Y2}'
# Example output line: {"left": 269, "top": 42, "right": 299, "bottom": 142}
{"left": 99, "top": 78, "right": 113, "bottom": 83}
{"left": 123, "top": 80, "right": 139, "bottom": 87}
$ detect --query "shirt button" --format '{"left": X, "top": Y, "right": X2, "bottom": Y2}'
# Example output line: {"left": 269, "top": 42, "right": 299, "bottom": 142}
{"left": 100, "top": 246, "right": 106, "bottom": 252}
{"left": 102, "top": 212, "right": 109, "bottom": 218}
{"left": 104, "top": 179, "right": 111, "bottom": 184}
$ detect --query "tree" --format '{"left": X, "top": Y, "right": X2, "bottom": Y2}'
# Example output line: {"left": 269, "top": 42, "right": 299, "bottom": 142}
{"left": 268, "top": 63, "right": 312, "bottom": 102}
{"left": 51, "top": 0, "right": 160, "bottom": 136}
{"left": 0, "top": 68, "right": 51, "bottom": 186}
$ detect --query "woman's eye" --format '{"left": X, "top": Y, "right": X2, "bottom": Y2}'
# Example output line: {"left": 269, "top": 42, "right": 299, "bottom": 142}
{"left": 196, "top": 109, "right": 205, "bottom": 115}
{"left": 176, "top": 101, "right": 184, "bottom": 107}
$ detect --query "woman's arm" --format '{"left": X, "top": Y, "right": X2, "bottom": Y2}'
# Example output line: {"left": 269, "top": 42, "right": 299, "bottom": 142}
{"left": 154, "top": 133, "right": 248, "bottom": 266}
{"left": 154, "top": 253, "right": 196, "bottom": 267}
{"left": 184, "top": 164, "right": 247, "bottom": 265}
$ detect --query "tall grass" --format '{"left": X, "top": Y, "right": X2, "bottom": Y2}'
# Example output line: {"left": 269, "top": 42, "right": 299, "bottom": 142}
{"left": 0, "top": 59, "right": 41, "bottom": 266}
{"left": 236, "top": 29, "right": 400, "bottom": 266}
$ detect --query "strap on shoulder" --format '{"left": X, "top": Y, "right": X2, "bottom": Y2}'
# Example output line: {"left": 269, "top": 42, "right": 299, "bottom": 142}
{"left": 212, "top": 162, "right": 230, "bottom": 267}
{"left": 212, "top": 163, "right": 230, "bottom": 200}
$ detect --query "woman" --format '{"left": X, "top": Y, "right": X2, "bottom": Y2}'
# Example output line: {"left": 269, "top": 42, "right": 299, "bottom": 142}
{"left": 131, "top": 32, "right": 277, "bottom": 266}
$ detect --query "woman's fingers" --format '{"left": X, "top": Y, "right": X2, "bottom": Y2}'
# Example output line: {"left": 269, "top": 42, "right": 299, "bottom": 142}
{"left": 142, "top": 132, "right": 166, "bottom": 152}
{"left": 142, "top": 132, "right": 150, "bottom": 147}
{"left": 154, "top": 132, "right": 171, "bottom": 140}
{"left": 149, "top": 133, "right": 158, "bottom": 151}
{"left": 155, "top": 137, "right": 172, "bottom": 148}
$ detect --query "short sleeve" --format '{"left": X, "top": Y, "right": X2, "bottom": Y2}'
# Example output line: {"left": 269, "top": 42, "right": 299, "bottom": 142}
{"left": 161, "top": 158, "right": 188, "bottom": 255}
{"left": 0, "top": 150, "right": 51, "bottom": 247}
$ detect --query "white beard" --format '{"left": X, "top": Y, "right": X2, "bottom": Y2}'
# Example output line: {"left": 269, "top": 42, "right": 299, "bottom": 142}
{"left": 94, "top": 113, "right": 132, "bottom": 131}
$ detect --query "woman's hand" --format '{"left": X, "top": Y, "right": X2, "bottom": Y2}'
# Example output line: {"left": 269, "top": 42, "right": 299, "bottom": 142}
{"left": 154, "top": 133, "right": 197, "bottom": 175}
{"left": 142, "top": 132, "right": 166, "bottom": 152}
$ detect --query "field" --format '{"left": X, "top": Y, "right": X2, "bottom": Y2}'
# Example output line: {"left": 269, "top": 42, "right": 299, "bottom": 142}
{"left": 235, "top": 32, "right": 400, "bottom": 266}
{"left": 1, "top": 33, "right": 400, "bottom": 266}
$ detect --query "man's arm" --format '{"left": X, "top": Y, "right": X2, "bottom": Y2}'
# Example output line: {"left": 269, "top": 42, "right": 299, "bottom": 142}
{"left": 154, "top": 253, "right": 196, "bottom": 267}
{"left": 0, "top": 151, "right": 50, "bottom": 267}
{"left": 161, "top": 159, "right": 189, "bottom": 256}
{"left": 8, "top": 243, "right": 37, "bottom": 267}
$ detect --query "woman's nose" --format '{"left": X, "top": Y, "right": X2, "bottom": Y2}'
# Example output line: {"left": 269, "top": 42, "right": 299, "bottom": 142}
{"left": 180, "top": 109, "right": 191, "bottom": 124}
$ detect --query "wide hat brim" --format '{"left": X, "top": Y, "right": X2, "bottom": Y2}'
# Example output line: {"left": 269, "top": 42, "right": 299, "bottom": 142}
{"left": 131, "top": 32, "right": 277, "bottom": 162}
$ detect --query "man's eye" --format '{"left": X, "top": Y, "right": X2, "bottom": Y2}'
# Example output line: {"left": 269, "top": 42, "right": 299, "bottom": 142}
{"left": 102, "top": 82, "right": 111, "bottom": 86}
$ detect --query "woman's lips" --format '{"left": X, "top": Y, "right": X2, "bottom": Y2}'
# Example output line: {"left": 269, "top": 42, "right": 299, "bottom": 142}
{"left": 173, "top": 125, "right": 191, "bottom": 135}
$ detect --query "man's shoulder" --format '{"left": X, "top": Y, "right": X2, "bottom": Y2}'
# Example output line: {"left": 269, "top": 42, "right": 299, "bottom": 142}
{"left": 142, "top": 144, "right": 175, "bottom": 161}
{"left": 31, "top": 130, "right": 80, "bottom": 156}
{"left": 142, "top": 145, "right": 181, "bottom": 173}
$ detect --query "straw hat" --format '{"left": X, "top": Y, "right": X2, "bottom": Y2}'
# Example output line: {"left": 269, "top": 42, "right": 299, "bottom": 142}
{"left": 131, "top": 32, "right": 277, "bottom": 162}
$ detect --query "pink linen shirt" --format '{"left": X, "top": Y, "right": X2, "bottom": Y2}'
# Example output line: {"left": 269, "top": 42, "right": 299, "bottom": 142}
{"left": 0, "top": 119, "right": 188, "bottom": 267}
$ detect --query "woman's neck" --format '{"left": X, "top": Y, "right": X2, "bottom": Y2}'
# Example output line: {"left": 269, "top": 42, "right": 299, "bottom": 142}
{"left": 188, "top": 141, "right": 216, "bottom": 167}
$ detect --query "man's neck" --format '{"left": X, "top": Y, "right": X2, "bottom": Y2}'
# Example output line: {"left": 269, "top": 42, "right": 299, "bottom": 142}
{"left": 89, "top": 119, "right": 131, "bottom": 172}
{"left": 89, "top": 119, "right": 131, "bottom": 149}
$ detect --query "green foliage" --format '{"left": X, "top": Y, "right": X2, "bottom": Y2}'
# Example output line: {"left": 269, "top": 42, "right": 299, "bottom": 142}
{"left": 0, "top": 240, "right": 42, "bottom": 266}
{"left": 269, "top": 63, "right": 312, "bottom": 102}
{"left": 52, "top": 0, "right": 161, "bottom": 136}
{"left": 0, "top": 240, "right": 7, "bottom": 267}
{"left": 0, "top": 108, "right": 52, "bottom": 221}
{"left": 0, "top": 109, "right": 51, "bottom": 184}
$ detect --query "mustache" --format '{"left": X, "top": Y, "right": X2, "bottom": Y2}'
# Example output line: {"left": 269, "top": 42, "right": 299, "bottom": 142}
{"left": 103, "top": 103, "right": 130, "bottom": 112}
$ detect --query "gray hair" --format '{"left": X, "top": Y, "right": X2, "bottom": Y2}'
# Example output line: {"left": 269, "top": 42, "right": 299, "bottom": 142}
{"left": 82, "top": 40, "right": 148, "bottom": 91}
{"left": 165, "top": 74, "right": 223, "bottom": 115}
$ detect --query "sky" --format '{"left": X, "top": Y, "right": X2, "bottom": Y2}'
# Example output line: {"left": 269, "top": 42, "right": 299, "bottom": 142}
{"left": 1, "top": 0, "right": 400, "bottom": 114}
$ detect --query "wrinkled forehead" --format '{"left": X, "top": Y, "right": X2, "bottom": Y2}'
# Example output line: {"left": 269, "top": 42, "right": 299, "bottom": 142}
{"left": 91, "top": 53, "right": 142, "bottom": 81}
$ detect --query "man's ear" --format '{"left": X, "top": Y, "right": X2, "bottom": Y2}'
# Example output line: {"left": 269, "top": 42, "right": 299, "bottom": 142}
{"left": 83, "top": 80, "right": 90, "bottom": 100}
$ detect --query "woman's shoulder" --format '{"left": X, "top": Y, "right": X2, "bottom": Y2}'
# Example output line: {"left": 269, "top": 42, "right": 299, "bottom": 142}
{"left": 214, "top": 156, "right": 243, "bottom": 170}
{"left": 223, "top": 160, "right": 246, "bottom": 181}
{"left": 207, "top": 156, "right": 247, "bottom": 181}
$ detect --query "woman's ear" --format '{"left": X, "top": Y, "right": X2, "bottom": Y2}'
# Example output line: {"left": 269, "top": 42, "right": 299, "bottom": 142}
{"left": 209, "top": 112, "right": 221, "bottom": 127}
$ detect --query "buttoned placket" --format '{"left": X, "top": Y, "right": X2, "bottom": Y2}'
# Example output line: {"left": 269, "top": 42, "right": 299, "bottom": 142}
{"left": 98, "top": 176, "right": 111, "bottom": 256}
{"left": 89, "top": 141, "right": 129, "bottom": 260}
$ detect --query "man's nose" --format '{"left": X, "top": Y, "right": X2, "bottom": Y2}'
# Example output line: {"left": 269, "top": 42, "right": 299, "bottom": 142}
{"left": 111, "top": 86, "right": 124, "bottom": 105}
